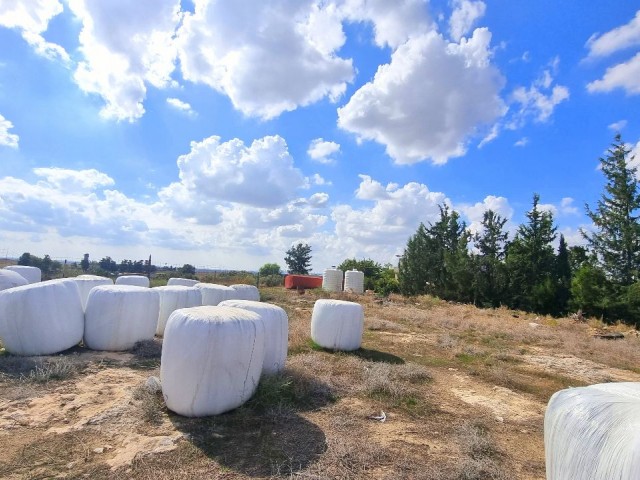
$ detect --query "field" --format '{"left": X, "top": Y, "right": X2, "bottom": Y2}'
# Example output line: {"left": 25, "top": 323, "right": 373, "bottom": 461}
{"left": 1, "top": 287, "right": 639, "bottom": 479}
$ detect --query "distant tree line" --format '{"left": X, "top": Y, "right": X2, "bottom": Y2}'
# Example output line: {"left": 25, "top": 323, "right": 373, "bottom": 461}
{"left": 398, "top": 135, "right": 640, "bottom": 326}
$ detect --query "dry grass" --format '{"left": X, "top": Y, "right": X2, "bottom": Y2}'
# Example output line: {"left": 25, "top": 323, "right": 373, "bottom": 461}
{"left": 0, "top": 286, "right": 638, "bottom": 479}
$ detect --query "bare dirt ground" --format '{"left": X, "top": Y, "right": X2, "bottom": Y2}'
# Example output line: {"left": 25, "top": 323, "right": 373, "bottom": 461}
{"left": 1, "top": 288, "right": 639, "bottom": 479}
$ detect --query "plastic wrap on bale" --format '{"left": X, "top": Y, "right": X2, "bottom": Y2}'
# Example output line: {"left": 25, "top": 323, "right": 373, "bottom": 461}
{"left": 160, "top": 306, "right": 265, "bottom": 417}
{"left": 219, "top": 299, "right": 288, "bottom": 375}
{"left": 311, "top": 299, "right": 364, "bottom": 351}
{"left": 230, "top": 284, "right": 260, "bottom": 301}
{"left": 0, "top": 279, "right": 84, "bottom": 355}
{"left": 153, "top": 285, "right": 202, "bottom": 336}
{"left": 115, "top": 275, "right": 150, "bottom": 288}
{"left": 0, "top": 270, "right": 29, "bottom": 291}
{"left": 73, "top": 275, "right": 113, "bottom": 311}
{"left": 167, "top": 277, "right": 199, "bottom": 287}
{"left": 4, "top": 265, "right": 41, "bottom": 284}
{"left": 84, "top": 285, "right": 160, "bottom": 351}
{"left": 195, "top": 283, "right": 236, "bottom": 306}
{"left": 545, "top": 382, "right": 640, "bottom": 480}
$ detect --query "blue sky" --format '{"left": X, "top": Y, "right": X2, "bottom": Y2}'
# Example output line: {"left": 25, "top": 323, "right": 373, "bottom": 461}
{"left": 0, "top": 0, "right": 639, "bottom": 272}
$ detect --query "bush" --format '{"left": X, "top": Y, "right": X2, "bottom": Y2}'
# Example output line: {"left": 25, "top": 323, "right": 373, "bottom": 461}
{"left": 260, "top": 274, "right": 283, "bottom": 287}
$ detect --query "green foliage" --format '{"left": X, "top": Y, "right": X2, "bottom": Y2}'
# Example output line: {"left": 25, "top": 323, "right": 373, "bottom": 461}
{"left": 398, "top": 205, "right": 471, "bottom": 302}
{"left": 570, "top": 263, "right": 610, "bottom": 318}
{"left": 374, "top": 267, "right": 400, "bottom": 296}
{"left": 260, "top": 274, "right": 283, "bottom": 287}
{"left": 98, "top": 256, "right": 118, "bottom": 273}
{"left": 584, "top": 135, "right": 640, "bottom": 286}
{"left": 555, "top": 235, "right": 571, "bottom": 314}
{"left": 472, "top": 210, "right": 508, "bottom": 308}
{"left": 181, "top": 264, "right": 196, "bottom": 275}
{"left": 80, "top": 254, "right": 90, "bottom": 272}
{"left": 284, "top": 243, "right": 312, "bottom": 275}
{"left": 16, "top": 252, "right": 61, "bottom": 279}
{"left": 259, "top": 263, "right": 281, "bottom": 276}
{"left": 505, "top": 194, "right": 558, "bottom": 314}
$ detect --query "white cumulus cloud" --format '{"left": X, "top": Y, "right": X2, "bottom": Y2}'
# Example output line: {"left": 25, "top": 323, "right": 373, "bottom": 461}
{"left": 586, "top": 10, "right": 640, "bottom": 58}
{"left": 164, "top": 135, "right": 306, "bottom": 209}
{"left": 0, "top": 114, "right": 19, "bottom": 148}
{"left": 587, "top": 52, "right": 640, "bottom": 95}
{"left": 176, "top": 0, "right": 354, "bottom": 120}
{"left": 449, "top": 0, "right": 486, "bottom": 41}
{"left": 68, "top": 0, "right": 182, "bottom": 122}
{"left": 308, "top": 138, "right": 341, "bottom": 164}
{"left": 0, "top": 0, "right": 69, "bottom": 62}
{"left": 166, "top": 97, "right": 196, "bottom": 116}
{"left": 338, "top": 28, "right": 505, "bottom": 165}
{"left": 33, "top": 167, "right": 115, "bottom": 191}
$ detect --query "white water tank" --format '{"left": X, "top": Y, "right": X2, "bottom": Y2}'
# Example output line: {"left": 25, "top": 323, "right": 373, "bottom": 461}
{"left": 322, "top": 268, "right": 343, "bottom": 292}
{"left": 344, "top": 270, "right": 365, "bottom": 294}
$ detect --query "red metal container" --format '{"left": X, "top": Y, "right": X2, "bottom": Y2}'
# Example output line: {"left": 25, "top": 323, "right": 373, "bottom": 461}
{"left": 284, "top": 275, "right": 323, "bottom": 289}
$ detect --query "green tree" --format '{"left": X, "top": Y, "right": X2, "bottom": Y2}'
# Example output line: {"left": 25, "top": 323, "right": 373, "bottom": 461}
{"left": 98, "top": 256, "right": 118, "bottom": 273}
{"left": 284, "top": 243, "right": 312, "bottom": 274}
{"left": 399, "top": 205, "right": 471, "bottom": 301}
{"left": 583, "top": 134, "right": 640, "bottom": 287}
{"left": 181, "top": 264, "right": 196, "bottom": 275}
{"left": 505, "top": 194, "right": 557, "bottom": 313}
{"left": 80, "top": 254, "right": 90, "bottom": 272}
{"left": 337, "top": 258, "right": 382, "bottom": 291}
{"left": 18, "top": 252, "right": 32, "bottom": 266}
{"left": 472, "top": 210, "right": 508, "bottom": 307}
{"left": 555, "top": 234, "right": 572, "bottom": 314}
{"left": 259, "top": 263, "right": 281, "bottom": 276}
{"left": 570, "top": 263, "right": 610, "bottom": 319}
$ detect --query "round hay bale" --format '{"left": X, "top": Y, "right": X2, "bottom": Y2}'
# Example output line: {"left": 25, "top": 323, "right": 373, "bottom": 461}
{"left": 0, "top": 279, "right": 84, "bottom": 355}
{"left": 4, "top": 265, "right": 41, "bottom": 284}
{"left": 73, "top": 275, "right": 113, "bottom": 311}
{"left": 219, "top": 299, "right": 288, "bottom": 375}
{"left": 115, "top": 275, "right": 150, "bottom": 288}
{"left": 84, "top": 285, "right": 160, "bottom": 351}
{"left": 195, "top": 283, "right": 236, "bottom": 306}
{"left": 311, "top": 299, "right": 364, "bottom": 351}
{"left": 0, "top": 270, "right": 29, "bottom": 291}
{"left": 167, "top": 278, "right": 199, "bottom": 287}
{"left": 545, "top": 382, "right": 640, "bottom": 479}
{"left": 153, "top": 286, "right": 202, "bottom": 336}
{"left": 230, "top": 284, "right": 260, "bottom": 301}
{"left": 161, "top": 306, "right": 265, "bottom": 417}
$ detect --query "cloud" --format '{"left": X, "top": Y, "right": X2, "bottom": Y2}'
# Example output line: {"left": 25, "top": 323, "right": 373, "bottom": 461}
{"left": 308, "top": 138, "right": 340, "bottom": 164}
{"left": 587, "top": 52, "right": 640, "bottom": 95}
{"left": 340, "top": 0, "right": 432, "bottom": 49}
{"left": 586, "top": 10, "right": 640, "bottom": 58}
{"left": 459, "top": 195, "right": 513, "bottom": 234}
{"left": 449, "top": 0, "right": 486, "bottom": 41}
{"left": 166, "top": 97, "right": 196, "bottom": 116}
{"left": 33, "top": 167, "right": 115, "bottom": 191}
{"left": 68, "top": 0, "right": 182, "bottom": 122}
{"left": 176, "top": 0, "right": 354, "bottom": 120}
{"left": 608, "top": 119, "right": 628, "bottom": 131}
{"left": 165, "top": 135, "right": 306, "bottom": 209}
{"left": 510, "top": 60, "right": 569, "bottom": 125}
{"left": 310, "top": 173, "right": 332, "bottom": 186}
{"left": 0, "top": 114, "right": 19, "bottom": 148}
{"left": 560, "top": 197, "right": 579, "bottom": 215}
{"left": 0, "top": 0, "right": 69, "bottom": 62}
{"left": 514, "top": 137, "right": 529, "bottom": 147}
{"left": 338, "top": 28, "right": 505, "bottom": 165}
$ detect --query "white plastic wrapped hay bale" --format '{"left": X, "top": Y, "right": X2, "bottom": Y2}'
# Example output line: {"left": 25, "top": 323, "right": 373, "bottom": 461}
{"left": 218, "top": 299, "right": 288, "bottom": 375}
{"left": 0, "top": 269, "right": 29, "bottom": 291}
{"left": 153, "top": 286, "right": 202, "bottom": 336}
{"left": 230, "top": 284, "right": 260, "bottom": 301}
{"left": 160, "top": 306, "right": 265, "bottom": 417}
{"left": 322, "top": 268, "right": 343, "bottom": 292}
{"left": 344, "top": 270, "right": 365, "bottom": 294}
{"left": 0, "top": 279, "right": 83, "bottom": 355}
{"left": 311, "top": 299, "right": 364, "bottom": 351}
{"left": 73, "top": 275, "right": 113, "bottom": 311}
{"left": 84, "top": 285, "right": 160, "bottom": 351}
{"left": 195, "top": 283, "right": 236, "bottom": 306}
{"left": 4, "top": 265, "right": 41, "bottom": 284}
{"left": 545, "top": 382, "right": 640, "bottom": 480}
{"left": 167, "top": 277, "right": 199, "bottom": 287}
{"left": 115, "top": 275, "right": 150, "bottom": 288}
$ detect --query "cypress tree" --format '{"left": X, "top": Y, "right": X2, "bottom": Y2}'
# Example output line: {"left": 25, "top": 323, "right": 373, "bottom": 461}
{"left": 583, "top": 134, "right": 640, "bottom": 286}
{"left": 473, "top": 210, "right": 508, "bottom": 307}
